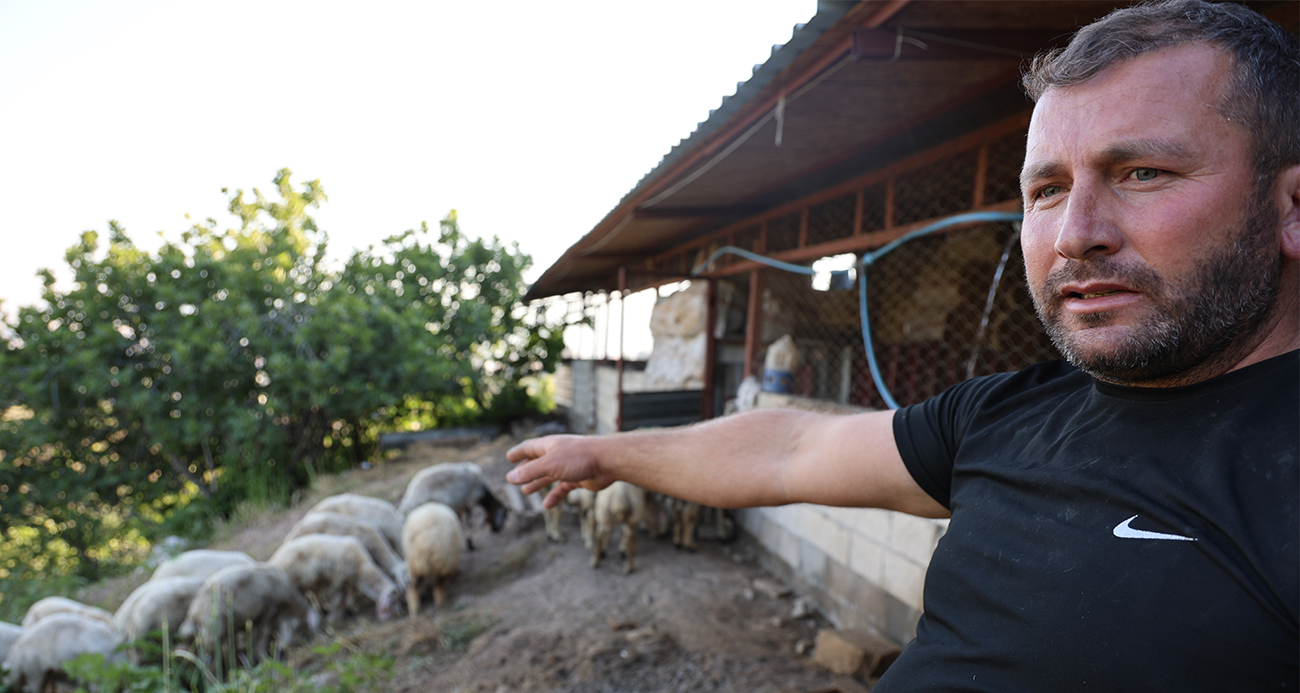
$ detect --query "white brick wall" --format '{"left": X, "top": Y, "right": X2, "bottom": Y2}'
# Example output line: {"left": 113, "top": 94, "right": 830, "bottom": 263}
{"left": 741, "top": 504, "right": 945, "bottom": 613}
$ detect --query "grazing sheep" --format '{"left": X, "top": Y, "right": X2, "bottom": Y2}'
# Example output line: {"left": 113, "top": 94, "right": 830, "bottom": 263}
{"left": 543, "top": 485, "right": 596, "bottom": 549}
{"left": 664, "top": 496, "right": 702, "bottom": 551}
{"left": 401, "top": 502, "right": 463, "bottom": 618}
{"left": 269, "top": 534, "right": 400, "bottom": 625}
{"left": 20, "top": 596, "right": 114, "bottom": 628}
{"left": 0, "top": 621, "right": 22, "bottom": 668}
{"left": 593, "top": 481, "right": 647, "bottom": 574}
{"left": 5, "top": 613, "right": 125, "bottom": 693}
{"left": 177, "top": 562, "right": 317, "bottom": 669}
{"left": 310, "top": 493, "right": 405, "bottom": 557}
{"left": 151, "top": 549, "right": 254, "bottom": 582}
{"left": 398, "top": 462, "right": 508, "bottom": 550}
{"left": 113, "top": 576, "right": 205, "bottom": 656}
{"left": 284, "top": 511, "right": 411, "bottom": 590}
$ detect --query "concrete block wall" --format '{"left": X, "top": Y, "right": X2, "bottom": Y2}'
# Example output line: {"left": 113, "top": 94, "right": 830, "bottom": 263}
{"left": 737, "top": 505, "right": 947, "bottom": 646}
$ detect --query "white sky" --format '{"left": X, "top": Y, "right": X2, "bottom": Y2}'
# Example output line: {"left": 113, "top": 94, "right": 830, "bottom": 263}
{"left": 0, "top": 0, "right": 817, "bottom": 361}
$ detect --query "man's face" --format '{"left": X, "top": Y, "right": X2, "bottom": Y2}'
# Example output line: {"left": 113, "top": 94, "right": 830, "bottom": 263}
{"left": 1020, "top": 43, "right": 1279, "bottom": 385}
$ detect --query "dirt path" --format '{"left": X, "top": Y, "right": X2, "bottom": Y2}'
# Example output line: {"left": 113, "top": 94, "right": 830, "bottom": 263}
{"left": 101, "top": 434, "right": 869, "bottom": 692}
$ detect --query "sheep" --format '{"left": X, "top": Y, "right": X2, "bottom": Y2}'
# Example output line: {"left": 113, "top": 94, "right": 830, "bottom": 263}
{"left": 20, "top": 596, "right": 114, "bottom": 628}
{"left": 397, "top": 462, "right": 508, "bottom": 550}
{"left": 284, "top": 511, "right": 411, "bottom": 591}
{"left": 664, "top": 496, "right": 702, "bottom": 552}
{"left": 150, "top": 549, "right": 254, "bottom": 582}
{"left": 112, "top": 576, "right": 205, "bottom": 657}
{"left": 0, "top": 621, "right": 22, "bottom": 668}
{"left": 593, "top": 481, "right": 647, "bottom": 574}
{"left": 268, "top": 534, "right": 400, "bottom": 625}
{"left": 309, "top": 493, "right": 405, "bottom": 557}
{"left": 4, "top": 613, "right": 125, "bottom": 693}
{"left": 401, "top": 501, "right": 463, "bottom": 619}
{"left": 177, "top": 562, "right": 317, "bottom": 670}
{"left": 543, "top": 485, "right": 596, "bottom": 549}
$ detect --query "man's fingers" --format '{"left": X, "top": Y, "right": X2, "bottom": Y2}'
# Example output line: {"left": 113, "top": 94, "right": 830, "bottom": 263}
{"left": 543, "top": 481, "right": 578, "bottom": 509}
{"left": 506, "top": 439, "right": 544, "bottom": 464}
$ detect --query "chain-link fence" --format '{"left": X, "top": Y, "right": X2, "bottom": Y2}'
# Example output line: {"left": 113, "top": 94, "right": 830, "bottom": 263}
{"left": 741, "top": 219, "right": 1058, "bottom": 410}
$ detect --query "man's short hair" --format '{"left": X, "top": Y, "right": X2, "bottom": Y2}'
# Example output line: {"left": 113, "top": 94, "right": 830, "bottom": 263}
{"left": 1023, "top": 0, "right": 1299, "bottom": 184}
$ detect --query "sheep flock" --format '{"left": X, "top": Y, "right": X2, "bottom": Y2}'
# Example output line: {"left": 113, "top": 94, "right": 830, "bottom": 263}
{"left": 0, "top": 453, "right": 722, "bottom": 692}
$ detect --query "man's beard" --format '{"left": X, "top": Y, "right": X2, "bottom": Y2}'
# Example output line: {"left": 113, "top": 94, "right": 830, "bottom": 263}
{"left": 1030, "top": 194, "right": 1281, "bottom": 385}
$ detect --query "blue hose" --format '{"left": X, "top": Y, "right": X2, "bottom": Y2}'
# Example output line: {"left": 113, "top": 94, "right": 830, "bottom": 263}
{"left": 690, "top": 210, "right": 1024, "bottom": 410}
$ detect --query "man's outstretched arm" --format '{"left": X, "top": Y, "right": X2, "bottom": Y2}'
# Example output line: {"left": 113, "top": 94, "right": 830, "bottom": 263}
{"left": 506, "top": 408, "right": 949, "bottom": 518}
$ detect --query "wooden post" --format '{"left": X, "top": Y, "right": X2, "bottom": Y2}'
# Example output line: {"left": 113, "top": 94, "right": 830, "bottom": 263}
{"left": 702, "top": 278, "right": 717, "bottom": 421}
{"left": 744, "top": 268, "right": 765, "bottom": 380}
{"left": 616, "top": 266, "right": 627, "bottom": 433}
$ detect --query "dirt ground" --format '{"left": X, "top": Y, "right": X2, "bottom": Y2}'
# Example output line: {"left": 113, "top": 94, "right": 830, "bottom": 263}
{"left": 85, "top": 433, "right": 871, "bottom": 692}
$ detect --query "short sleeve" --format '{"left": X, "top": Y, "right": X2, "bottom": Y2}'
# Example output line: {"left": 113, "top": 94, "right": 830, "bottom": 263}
{"left": 892, "top": 372, "right": 1017, "bottom": 510}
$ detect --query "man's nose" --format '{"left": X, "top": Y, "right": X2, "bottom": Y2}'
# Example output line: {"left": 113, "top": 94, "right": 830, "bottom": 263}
{"left": 1054, "top": 184, "right": 1122, "bottom": 260}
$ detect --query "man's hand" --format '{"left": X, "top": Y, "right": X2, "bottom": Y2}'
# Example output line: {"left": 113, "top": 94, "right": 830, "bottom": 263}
{"left": 506, "top": 435, "right": 615, "bottom": 508}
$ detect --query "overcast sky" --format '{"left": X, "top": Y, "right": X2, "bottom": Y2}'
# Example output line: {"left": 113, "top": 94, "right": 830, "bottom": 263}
{"left": 0, "top": 1, "right": 817, "bottom": 346}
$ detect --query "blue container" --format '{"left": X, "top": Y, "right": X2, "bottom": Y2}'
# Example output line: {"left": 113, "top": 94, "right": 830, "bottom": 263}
{"left": 762, "top": 368, "right": 793, "bottom": 393}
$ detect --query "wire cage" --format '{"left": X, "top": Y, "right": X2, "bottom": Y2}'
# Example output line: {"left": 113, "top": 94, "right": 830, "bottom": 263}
{"left": 747, "top": 220, "right": 1058, "bottom": 410}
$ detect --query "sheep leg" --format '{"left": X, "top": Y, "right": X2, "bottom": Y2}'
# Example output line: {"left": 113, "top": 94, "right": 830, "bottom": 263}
{"left": 620, "top": 522, "right": 637, "bottom": 574}
{"left": 406, "top": 580, "right": 422, "bottom": 620}
{"left": 592, "top": 521, "right": 611, "bottom": 569}
{"left": 580, "top": 508, "right": 595, "bottom": 550}
{"left": 433, "top": 577, "right": 447, "bottom": 608}
{"left": 543, "top": 505, "right": 564, "bottom": 543}
{"left": 681, "top": 501, "right": 700, "bottom": 551}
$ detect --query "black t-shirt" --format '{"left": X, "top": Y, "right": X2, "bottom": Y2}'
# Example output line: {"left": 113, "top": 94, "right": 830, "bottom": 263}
{"left": 882, "top": 352, "right": 1299, "bottom": 692}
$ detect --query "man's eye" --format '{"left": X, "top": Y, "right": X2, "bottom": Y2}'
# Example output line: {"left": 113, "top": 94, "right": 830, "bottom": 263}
{"left": 1132, "top": 168, "right": 1160, "bottom": 181}
{"left": 1038, "top": 185, "right": 1062, "bottom": 199}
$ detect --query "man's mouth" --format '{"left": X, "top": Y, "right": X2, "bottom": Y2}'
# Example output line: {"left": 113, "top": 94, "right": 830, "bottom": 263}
{"left": 1071, "top": 289, "right": 1126, "bottom": 299}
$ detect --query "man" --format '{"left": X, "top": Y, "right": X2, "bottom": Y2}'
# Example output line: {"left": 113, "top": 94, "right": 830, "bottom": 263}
{"left": 508, "top": 0, "right": 1299, "bottom": 689}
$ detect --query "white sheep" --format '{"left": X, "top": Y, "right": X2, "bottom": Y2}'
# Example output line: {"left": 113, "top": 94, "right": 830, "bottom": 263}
{"left": 284, "top": 511, "right": 411, "bottom": 591}
{"left": 20, "top": 596, "right": 114, "bottom": 628}
{"left": 0, "top": 621, "right": 22, "bottom": 669}
{"left": 543, "top": 485, "right": 596, "bottom": 549}
{"left": 150, "top": 549, "right": 254, "bottom": 582}
{"left": 401, "top": 502, "right": 463, "bottom": 619}
{"left": 309, "top": 493, "right": 405, "bottom": 556}
{"left": 593, "top": 481, "right": 647, "bottom": 574}
{"left": 4, "top": 613, "right": 125, "bottom": 693}
{"left": 112, "top": 576, "right": 205, "bottom": 654}
{"left": 177, "top": 562, "right": 317, "bottom": 669}
{"left": 662, "top": 496, "right": 702, "bottom": 552}
{"left": 269, "top": 534, "right": 400, "bottom": 625}
{"left": 397, "top": 462, "right": 508, "bottom": 550}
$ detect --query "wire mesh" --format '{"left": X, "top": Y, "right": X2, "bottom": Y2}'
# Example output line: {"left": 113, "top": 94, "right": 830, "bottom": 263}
{"left": 751, "top": 219, "right": 1058, "bottom": 410}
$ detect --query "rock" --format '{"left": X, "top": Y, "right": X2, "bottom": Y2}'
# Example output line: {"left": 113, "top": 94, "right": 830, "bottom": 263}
{"left": 812, "top": 628, "right": 901, "bottom": 679}
{"left": 790, "top": 596, "right": 816, "bottom": 619}
{"left": 752, "top": 578, "right": 792, "bottom": 599}
{"left": 794, "top": 638, "right": 813, "bottom": 655}
{"left": 741, "top": 588, "right": 755, "bottom": 601}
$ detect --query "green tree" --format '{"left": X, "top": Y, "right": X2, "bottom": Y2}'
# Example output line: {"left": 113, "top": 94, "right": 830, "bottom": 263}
{"left": 0, "top": 169, "right": 564, "bottom": 584}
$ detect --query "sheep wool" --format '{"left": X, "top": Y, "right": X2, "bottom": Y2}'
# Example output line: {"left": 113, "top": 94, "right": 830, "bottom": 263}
{"left": 402, "top": 501, "right": 464, "bottom": 619}
{"left": 20, "top": 596, "right": 114, "bottom": 628}
{"left": 178, "top": 562, "right": 316, "bottom": 669}
{"left": 284, "top": 511, "right": 411, "bottom": 591}
{"left": 310, "top": 493, "right": 405, "bottom": 557}
{"left": 113, "top": 576, "right": 205, "bottom": 646}
{"left": 398, "top": 462, "right": 508, "bottom": 550}
{"left": 269, "top": 534, "right": 400, "bottom": 624}
{"left": 150, "top": 549, "right": 254, "bottom": 582}
{"left": 5, "top": 613, "right": 124, "bottom": 693}
{"left": 593, "top": 481, "right": 647, "bottom": 574}
{"left": 0, "top": 621, "right": 22, "bottom": 669}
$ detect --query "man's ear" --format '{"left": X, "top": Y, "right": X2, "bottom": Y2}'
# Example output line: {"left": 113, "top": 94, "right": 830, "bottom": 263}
{"left": 1279, "top": 164, "right": 1300, "bottom": 261}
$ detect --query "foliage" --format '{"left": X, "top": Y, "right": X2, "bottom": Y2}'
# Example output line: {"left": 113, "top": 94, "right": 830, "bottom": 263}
{"left": 63, "top": 641, "right": 394, "bottom": 693}
{"left": 0, "top": 169, "right": 566, "bottom": 582}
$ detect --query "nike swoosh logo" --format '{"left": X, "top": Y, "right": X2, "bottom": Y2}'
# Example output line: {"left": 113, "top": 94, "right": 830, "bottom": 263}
{"left": 1112, "top": 515, "right": 1197, "bottom": 542}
